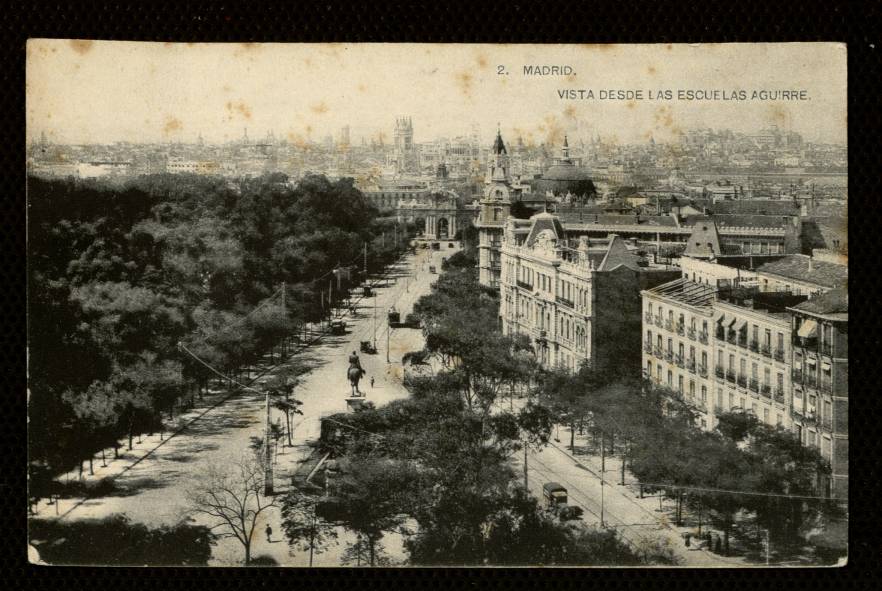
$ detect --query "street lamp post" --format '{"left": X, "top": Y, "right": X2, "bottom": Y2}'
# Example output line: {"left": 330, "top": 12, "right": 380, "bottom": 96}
{"left": 264, "top": 390, "right": 273, "bottom": 496}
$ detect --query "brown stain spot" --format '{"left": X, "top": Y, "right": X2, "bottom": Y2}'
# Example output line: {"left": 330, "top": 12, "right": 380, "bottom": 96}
{"left": 626, "top": 101, "right": 636, "bottom": 110}
{"left": 222, "top": 85, "right": 232, "bottom": 92}
{"left": 563, "top": 105, "right": 577, "bottom": 119}
{"left": 357, "top": 83, "right": 367, "bottom": 93}
{"left": 647, "top": 66, "right": 657, "bottom": 75}
{"left": 476, "top": 54, "right": 488, "bottom": 69}
{"left": 653, "top": 105, "right": 674, "bottom": 128}
{"left": 303, "top": 58, "right": 312, "bottom": 67}
{"left": 163, "top": 117, "right": 183, "bottom": 134}
{"left": 666, "top": 44, "right": 673, "bottom": 51}
{"left": 566, "top": 73, "right": 577, "bottom": 82}
{"left": 287, "top": 132, "right": 310, "bottom": 149}
{"left": 69, "top": 40, "right": 93, "bottom": 55}
{"left": 767, "top": 104, "right": 788, "bottom": 126}
{"left": 225, "top": 101, "right": 252, "bottom": 121}
{"left": 310, "top": 102, "right": 329, "bottom": 115}
{"left": 455, "top": 71, "right": 474, "bottom": 98}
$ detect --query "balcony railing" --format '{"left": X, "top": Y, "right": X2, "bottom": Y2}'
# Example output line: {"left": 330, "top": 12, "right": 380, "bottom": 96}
{"left": 793, "top": 335, "right": 818, "bottom": 350}
{"left": 654, "top": 346, "right": 663, "bottom": 359}
{"left": 761, "top": 343, "right": 772, "bottom": 357}
{"left": 698, "top": 364, "right": 708, "bottom": 378}
{"left": 749, "top": 340, "right": 760, "bottom": 352}
{"left": 774, "top": 349, "right": 785, "bottom": 362}
{"left": 760, "top": 384, "right": 772, "bottom": 398}
{"left": 715, "top": 365, "right": 725, "bottom": 379}
{"left": 516, "top": 280, "right": 533, "bottom": 290}
{"left": 820, "top": 342, "right": 833, "bottom": 357}
{"left": 687, "top": 327, "right": 696, "bottom": 340}
{"left": 803, "top": 373, "right": 818, "bottom": 388}
{"left": 644, "top": 312, "right": 654, "bottom": 323}
{"left": 791, "top": 369, "right": 803, "bottom": 384}
{"left": 675, "top": 354, "right": 684, "bottom": 368}
{"left": 664, "top": 319, "right": 673, "bottom": 331}
{"left": 664, "top": 350, "right": 674, "bottom": 363}
{"left": 726, "top": 369, "right": 736, "bottom": 383}
{"left": 556, "top": 296, "right": 574, "bottom": 308}
{"left": 749, "top": 378, "right": 759, "bottom": 392}
{"left": 687, "top": 359, "right": 696, "bottom": 373}
{"left": 698, "top": 331, "right": 709, "bottom": 344}
{"left": 676, "top": 323, "right": 685, "bottom": 336}
{"left": 655, "top": 316, "right": 664, "bottom": 329}
{"left": 726, "top": 332, "right": 737, "bottom": 345}
{"left": 737, "top": 374, "right": 747, "bottom": 388}
{"left": 644, "top": 342, "right": 653, "bottom": 354}
{"left": 774, "top": 388, "right": 785, "bottom": 404}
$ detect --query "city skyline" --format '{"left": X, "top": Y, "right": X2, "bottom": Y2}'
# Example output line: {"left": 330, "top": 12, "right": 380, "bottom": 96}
{"left": 27, "top": 41, "right": 846, "bottom": 146}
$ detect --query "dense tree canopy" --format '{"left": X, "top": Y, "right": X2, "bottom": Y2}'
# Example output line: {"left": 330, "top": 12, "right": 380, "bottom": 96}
{"left": 28, "top": 173, "right": 411, "bottom": 488}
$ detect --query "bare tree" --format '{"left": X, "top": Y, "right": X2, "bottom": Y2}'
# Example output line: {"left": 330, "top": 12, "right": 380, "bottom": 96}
{"left": 186, "top": 454, "right": 276, "bottom": 565}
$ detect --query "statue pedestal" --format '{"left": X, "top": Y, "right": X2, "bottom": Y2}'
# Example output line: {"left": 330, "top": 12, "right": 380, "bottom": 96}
{"left": 345, "top": 397, "right": 370, "bottom": 412}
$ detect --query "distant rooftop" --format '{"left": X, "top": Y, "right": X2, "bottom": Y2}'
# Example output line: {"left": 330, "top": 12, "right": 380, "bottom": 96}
{"left": 791, "top": 287, "right": 848, "bottom": 319}
{"left": 755, "top": 255, "right": 847, "bottom": 289}
{"left": 708, "top": 200, "right": 800, "bottom": 216}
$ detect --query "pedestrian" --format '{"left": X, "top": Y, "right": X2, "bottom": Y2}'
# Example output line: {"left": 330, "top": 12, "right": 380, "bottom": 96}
{"left": 371, "top": 376, "right": 375, "bottom": 388}
{"left": 265, "top": 524, "right": 273, "bottom": 543}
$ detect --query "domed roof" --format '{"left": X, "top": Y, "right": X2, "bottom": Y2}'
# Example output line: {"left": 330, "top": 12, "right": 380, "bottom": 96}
{"left": 528, "top": 161, "right": 595, "bottom": 197}
{"left": 542, "top": 161, "right": 593, "bottom": 181}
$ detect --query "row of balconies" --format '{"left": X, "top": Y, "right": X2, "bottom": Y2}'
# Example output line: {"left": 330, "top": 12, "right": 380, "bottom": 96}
{"left": 791, "top": 369, "right": 834, "bottom": 393}
{"left": 793, "top": 337, "right": 836, "bottom": 358}
{"left": 645, "top": 313, "right": 710, "bottom": 344}
{"left": 716, "top": 329, "right": 787, "bottom": 362}
{"left": 792, "top": 408, "right": 833, "bottom": 431}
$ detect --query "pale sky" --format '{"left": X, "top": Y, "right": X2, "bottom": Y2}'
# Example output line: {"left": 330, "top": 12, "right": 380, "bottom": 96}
{"left": 26, "top": 41, "right": 847, "bottom": 146}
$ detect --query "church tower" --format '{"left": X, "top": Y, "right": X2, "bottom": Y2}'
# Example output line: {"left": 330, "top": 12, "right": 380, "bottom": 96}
{"left": 476, "top": 126, "right": 514, "bottom": 288}
{"left": 394, "top": 116, "right": 416, "bottom": 174}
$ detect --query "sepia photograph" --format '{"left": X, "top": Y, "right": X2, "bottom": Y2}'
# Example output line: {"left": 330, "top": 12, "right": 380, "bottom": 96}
{"left": 26, "top": 41, "right": 847, "bottom": 567}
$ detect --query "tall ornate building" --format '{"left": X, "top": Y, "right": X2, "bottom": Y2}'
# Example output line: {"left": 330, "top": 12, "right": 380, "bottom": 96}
{"left": 393, "top": 116, "right": 417, "bottom": 175}
{"left": 476, "top": 128, "right": 517, "bottom": 287}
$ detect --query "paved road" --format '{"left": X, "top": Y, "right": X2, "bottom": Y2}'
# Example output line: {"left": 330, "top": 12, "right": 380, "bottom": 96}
{"left": 512, "top": 435, "right": 748, "bottom": 567}
{"left": 34, "top": 243, "right": 458, "bottom": 566}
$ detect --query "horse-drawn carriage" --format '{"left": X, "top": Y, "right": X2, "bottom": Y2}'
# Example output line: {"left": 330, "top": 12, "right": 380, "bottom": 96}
{"left": 360, "top": 340, "right": 377, "bottom": 354}
{"left": 329, "top": 319, "right": 347, "bottom": 335}
{"left": 388, "top": 306, "right": 401, "bottom": 326}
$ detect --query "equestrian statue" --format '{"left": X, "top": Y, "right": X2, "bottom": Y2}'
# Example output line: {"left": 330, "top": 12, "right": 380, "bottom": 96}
{"left": 347, "top": 350, "right": 366, "bottom": 397}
